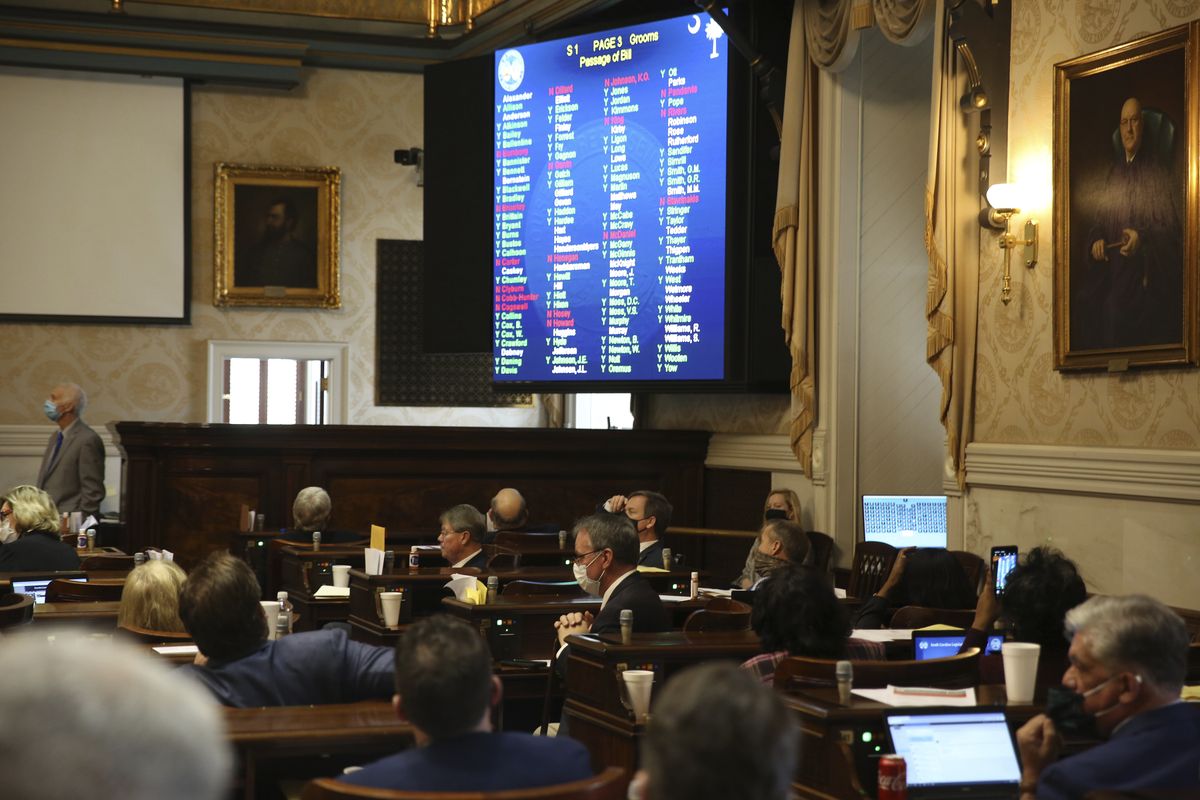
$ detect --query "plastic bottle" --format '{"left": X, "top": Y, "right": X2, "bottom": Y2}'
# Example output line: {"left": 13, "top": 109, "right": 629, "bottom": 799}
{"left": 275, "top": 591, "right": 293, "bottom": 638}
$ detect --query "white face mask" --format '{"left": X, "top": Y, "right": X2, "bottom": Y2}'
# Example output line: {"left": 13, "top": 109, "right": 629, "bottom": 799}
{"left": 0, "top": 519, "right": 15, "bottom": 544}
{"left": 573, "top": 553, "right": 604, "bottom": 596}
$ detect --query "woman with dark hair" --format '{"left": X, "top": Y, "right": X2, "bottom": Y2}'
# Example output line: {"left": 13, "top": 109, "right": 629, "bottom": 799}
{"left": 852, "top": 547, "right": 977, "bottom": 629}
{"left": 741, "top": 565, "right": 884, "bottom": 685}
{"left": 960, "top": 546, "right": 1088, "bottom": 695}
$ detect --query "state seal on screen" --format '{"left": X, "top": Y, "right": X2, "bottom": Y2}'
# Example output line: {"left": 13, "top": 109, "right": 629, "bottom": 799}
{"left": 497, "top": 49, "right": 525, "bottom": 92}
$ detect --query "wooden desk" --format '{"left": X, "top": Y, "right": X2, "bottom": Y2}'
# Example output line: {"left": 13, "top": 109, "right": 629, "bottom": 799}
{"left": 30, "top": 600, "right": 120, "bottom": 628}
{"left": 442, "top": 596, "right": 712, "bottom": 660}
{"left": 223, "top": 702, "right": 413, "bottom": 800}
{"left": 279, "top": 546, "right": 365, "bottom": 632}
{"left": 562, "top": 630, "right": 763, "bottom": 772}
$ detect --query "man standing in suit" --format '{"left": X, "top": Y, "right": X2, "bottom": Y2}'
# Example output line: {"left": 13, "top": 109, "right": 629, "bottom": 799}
{"left": 603, "top": 489, "right": 672, "bottom": 568}
{"left": 1016, "top": 594, "right": 1200, "bottom": 798}
{"left": 37, "top": 383, "right": 104, "bottom": 518}
{"left": 554, "top": 513, "right": 670, "bottom": 661}
{"left": 438, "top": 504, "right": 488, "bottom": 570}
{"left": 339, "top": 615, "right": 592, "bottom": 792}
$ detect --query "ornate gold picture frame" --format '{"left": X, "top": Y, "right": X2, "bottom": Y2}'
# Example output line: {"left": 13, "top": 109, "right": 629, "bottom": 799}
{"left": 1053, "top": 24, "right": 1198, "bottom": 371}
{"left": 214, "top": 163, "right": 341, "bottom": 308}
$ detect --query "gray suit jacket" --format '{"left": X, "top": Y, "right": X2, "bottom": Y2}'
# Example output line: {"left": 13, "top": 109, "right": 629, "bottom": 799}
{"left": 37, "top": 420, "right": 104, "bottom": 517}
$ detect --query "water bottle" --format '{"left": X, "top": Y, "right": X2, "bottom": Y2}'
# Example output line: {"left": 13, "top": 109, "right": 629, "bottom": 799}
{"left": 275, "top": 591, "right": 293, "bottom": 638}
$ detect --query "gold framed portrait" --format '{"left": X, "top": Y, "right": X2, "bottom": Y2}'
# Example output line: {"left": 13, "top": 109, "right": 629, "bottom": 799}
{"left": 1053, "top": 24, "right": 1198, "bottom": 370}
{"left": 214, "top": 163, "right": 341, "bottom": 308}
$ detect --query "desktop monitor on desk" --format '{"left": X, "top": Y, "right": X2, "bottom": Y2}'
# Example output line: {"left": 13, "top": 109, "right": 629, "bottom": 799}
{"left": 10, "top": 574, "right": 88, "bottom": 604}
{"left": 862, "top": 495, "right": 947, "bottom": 549}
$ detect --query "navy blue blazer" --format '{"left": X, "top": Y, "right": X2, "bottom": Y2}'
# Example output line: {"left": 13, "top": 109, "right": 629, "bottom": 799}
{"left": 178, "top": 628, "right": 393, "bottom": 707}
{"left": 461, "top": 549, "right": 488, "bottom": 571}
{"left": 0, "top": 531, "right": 81, "bottom": 572}
{"left": 341, "top": 731, "right": 592, "bottom": 792}
{"left": 1038, "top": 702, "right": 1200, "bottom": 799}
{"left": 557, "top": 571, "right": 670, "bottom": 681}
{"left": 637, "top": 539, "right": 665, "bottom": 569}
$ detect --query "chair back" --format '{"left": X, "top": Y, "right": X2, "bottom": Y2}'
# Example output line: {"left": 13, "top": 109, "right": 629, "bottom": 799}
{"left": 79, "top": 554, "right": 137, "bottom": 572}
{"left": 501, "top": 580, "right": 585, "bottom": 598}
{"left": 0, "top": 593, "right": 35, "bottom": 629}
{"left": 847, "top": 542, "right": 897, "bottom": 600}
{"left": 492, "top": 531, "right": 561, "bottom": 548}
{"left": 116, "top": 624, "right": 193, "bottom": 644}
{"left": 774, "top": 647, "right": 980, "bottom": 692}
{"left": 45, "top": 578, "right": 125, "bottom": 603}
{"left": 805, "top": 531, "right": 835, "bottom": 574}
{"left": 300, "top": 766, "right": 628, "bottom": 800}
{"left": 950, "top": 550, "right": 986, "bottom": 595}
{"left": 483, "top": 545, "right": 521, "bottom": 570}
{"left": 889, "top": 606, "right": 977, "bottom": 630}
{"left": 683, "top": 597, "right": 751, "bottom": 632}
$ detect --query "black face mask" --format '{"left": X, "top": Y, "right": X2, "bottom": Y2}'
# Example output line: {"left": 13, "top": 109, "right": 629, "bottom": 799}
{"left": 764, "top": 508, "right": 789, "bottom": 521}
{"left": 1045, "top": 685, "right": 1099, "bottom": 738}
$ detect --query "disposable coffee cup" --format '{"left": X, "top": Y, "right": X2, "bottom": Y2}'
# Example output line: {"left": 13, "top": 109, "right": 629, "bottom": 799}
{"left": 260, "top": 601, "right": 280, "bottom": 640}
{"left": 380, "top": 591, "right": 403, "bottom": 628}
{"left": 332, "top": 564, "right": 351, "bottom": 588}
{"left": 622, "top": 669, "right": 654, "bottom": 722}
{"left": 1002, "top": 642, "right": 1041, "bottom": 704}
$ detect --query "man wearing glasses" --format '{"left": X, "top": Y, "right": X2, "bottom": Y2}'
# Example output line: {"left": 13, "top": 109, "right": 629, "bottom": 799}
{"left": 438, "top": 504, "right": 488, "bottom": 570}
{"left": 554, "top": 513, "right": 670, "bottom": 661}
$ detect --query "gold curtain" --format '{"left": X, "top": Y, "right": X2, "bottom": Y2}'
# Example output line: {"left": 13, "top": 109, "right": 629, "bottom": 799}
{"left": 774, "top": 0, "right": 819, "bottom": 476}
{"left": 541, "top": 394, "right": 565, "bottom": 428}
{"left": 872, "top": 0, "right": 935, "bottom": 46}
{"left": 803, "top": 0, "right": 860, "bottom": 72}
{"left": 924, "top": 0, "right": 979, "bottom": 487}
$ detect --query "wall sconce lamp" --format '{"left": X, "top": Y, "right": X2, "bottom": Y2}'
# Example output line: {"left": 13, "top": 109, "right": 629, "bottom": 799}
{"left": 985, "top": 183, "right": 1038, "bottom": 305}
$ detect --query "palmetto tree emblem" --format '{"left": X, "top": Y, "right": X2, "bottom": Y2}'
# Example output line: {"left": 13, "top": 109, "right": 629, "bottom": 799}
{"left": 705, "top": 18, "right": 723, "bottom": 59}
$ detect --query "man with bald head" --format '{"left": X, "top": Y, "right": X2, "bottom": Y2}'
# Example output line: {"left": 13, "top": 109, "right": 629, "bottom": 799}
{"left": 1076, "top": 95, "right": 1182, "bottom": 350}
{"left": 485, "top": 488, "right": 529, "bottom": 543}
{"left": 36, "top": 383, "right": 104, "bottom": 518}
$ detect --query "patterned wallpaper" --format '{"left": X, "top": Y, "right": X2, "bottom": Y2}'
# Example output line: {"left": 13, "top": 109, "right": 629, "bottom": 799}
{"left": 0, "top": 68, "right": 543, "bottom": 429}
{"left": 975, "top": 0, "right": 1200, "bottom": 447}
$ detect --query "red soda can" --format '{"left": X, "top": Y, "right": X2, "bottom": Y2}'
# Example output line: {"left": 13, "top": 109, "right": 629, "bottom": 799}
{"left": 878, "top": 754, "right": 907, "bottom": 800}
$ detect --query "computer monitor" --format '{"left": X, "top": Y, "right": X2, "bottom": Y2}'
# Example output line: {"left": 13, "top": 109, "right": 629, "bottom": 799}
{"left": 862, "top": 495, "right": 947, "bottom": 549}
{"left": 10, "top": 575, "right": 88, "bottom": 604}
{"left": 911, "top": 629, "right": 1004, "bottom": 661}
{"left": 884, "top": 709, "right": 1021, "bottom": 794}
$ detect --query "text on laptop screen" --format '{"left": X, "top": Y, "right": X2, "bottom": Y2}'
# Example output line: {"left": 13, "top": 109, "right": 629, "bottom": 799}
{"left": 886, "top": 711, "right": 1021, "bottom": 787}
{"left": 11, "top": 577, "right": 87, "bottom": 604}
{"left": 912, "top": 633, "right": 1004, "bottom": 661}
{"left": 862, "top": 495, "right": 947, "bottom": 549}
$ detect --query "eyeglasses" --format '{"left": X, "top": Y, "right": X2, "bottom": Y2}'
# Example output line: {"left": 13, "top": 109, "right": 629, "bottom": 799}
{"left": 437, "top": 529, "right": 464, "bottom": 540}
{"left": 572, "top": 549, "right": 606, "bottom": 566}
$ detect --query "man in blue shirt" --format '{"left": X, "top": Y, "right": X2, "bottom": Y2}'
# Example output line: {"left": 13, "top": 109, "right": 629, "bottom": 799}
{"left": 1016, "top": 594, "right": 1200, "bottom": 799}
{"left": 177, "top": 552, "right": 392, "bottom": 707}
{"left": 340, "top": 614, "right": 593, "bottom": 792}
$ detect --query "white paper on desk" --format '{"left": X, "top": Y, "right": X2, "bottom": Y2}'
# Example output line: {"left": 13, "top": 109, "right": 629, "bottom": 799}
{"left": 411, "top": 545, "right": 441, "bottom": 553}
{"left": 162, "top": 549, "right": 174, "bottom": 563}
{"left": 445, "top": 573, "right": 480, "bottom": 601}
{"left": 364, "top": 547, "right": 385, "bottom": 575}
{"left": 852, "top": 686, "right": 977, "bottom": 707}
{"left": 82, "top": 515, "right": 98, "bottom": 533}
{"left": 314, "top": 585, "right": 350, "bottom": 599}
{"left": 698, "top": 587, "right": 732, "bottom": 598}
{"left": 851, "top": 628, "right": 916, "bottom": 643}
{"left": 834, "top": 587, "right": 847, "bottom": 599}
{"left": 152, "top": 644, "right": 200, "bottom": 655}
{"left": 657, "top": 594, "right": 692, "bottom": 603}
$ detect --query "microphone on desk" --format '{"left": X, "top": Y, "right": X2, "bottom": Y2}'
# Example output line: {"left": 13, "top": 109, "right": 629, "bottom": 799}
{"left": 620, "top": 609, "right": 633, "bottom": 645}
{"left": 836, "top": 660, "right": 853, "bottom": 705}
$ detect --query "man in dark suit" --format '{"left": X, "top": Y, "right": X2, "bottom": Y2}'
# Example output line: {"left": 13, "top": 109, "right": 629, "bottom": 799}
{"left": 36, "top": 383, "right": 104, "bottom": 519}
{"left": 1016, "top": 595, "right": 1200, "bottom": 799}
{"left": 177, "top": 552, "right": 393, "bottom": 707}
{"left": 554, "top": 512, "right": 670, "bottom": 665}
{"left": 603, "top": 490, "right": 672, "bottom": 568}
{"left": 438, "top": 504, "right": 488, "bottom": 570}
{"left": 339, "top": 614, "right": 592, "bottom": 792}
{"left": 483, "top": 487, "right": 528, "bottom": 544}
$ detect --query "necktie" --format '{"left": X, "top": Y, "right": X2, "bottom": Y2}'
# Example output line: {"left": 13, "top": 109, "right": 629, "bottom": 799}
{"left": 50, "top": 431, "right": 63, "bottom": 464}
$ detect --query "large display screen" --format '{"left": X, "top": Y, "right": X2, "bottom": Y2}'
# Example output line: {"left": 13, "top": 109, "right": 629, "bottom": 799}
{"left": 493, "top": 12, "right": 729, "bottom": 383}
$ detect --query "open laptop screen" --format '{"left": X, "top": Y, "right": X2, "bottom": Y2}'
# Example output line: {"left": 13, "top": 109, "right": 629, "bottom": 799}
{"left": 862, "top": 495, "right": 947, "bottom": 549}
{"left": 912, "top": 630, "right": 1004, "bottom": 661}
{"left": 885, "top": 711, "right": 1021, "bottom": 789}
{"left": 11, "top": 576, "right": 87, "bottom": 604}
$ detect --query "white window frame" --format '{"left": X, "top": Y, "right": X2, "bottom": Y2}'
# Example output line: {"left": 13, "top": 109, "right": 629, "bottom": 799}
{"left": 206, "top": 340, "right": 350, "bottom": 425}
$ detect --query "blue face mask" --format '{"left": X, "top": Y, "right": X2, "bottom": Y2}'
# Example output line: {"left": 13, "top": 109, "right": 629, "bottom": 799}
{"left": 43, "top": 400, "right": 61, "bottom": 422}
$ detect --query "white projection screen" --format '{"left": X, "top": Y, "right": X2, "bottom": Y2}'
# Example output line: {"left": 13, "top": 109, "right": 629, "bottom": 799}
{"left": 0, "top": 67, "right": 187, "bottom": 323}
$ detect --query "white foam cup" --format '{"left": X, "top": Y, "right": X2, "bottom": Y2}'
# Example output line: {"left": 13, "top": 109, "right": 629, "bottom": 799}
{"left": 332, "top": 564, "right": 351, "bottom": 588}
{"left": 622, "top": 669, "right": 654, "bottom": 722}
{"left": 260, "top": 601, "right": 280, "bottom": 640}
{"left": 1002, "top": 642, "right": 1041, "bottom": 703}
{"left": 380, "top": 591, "right": 403, "bottom": 628}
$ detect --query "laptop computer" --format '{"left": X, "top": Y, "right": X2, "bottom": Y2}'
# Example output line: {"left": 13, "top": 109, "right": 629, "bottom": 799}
{"left": 884, "top": 709, "right": 1020, "bottom": 798}
{"left": 10, "top": 574, "right": 88, "bottom": 604}
{"left": 912, "top": 629, "right": 1004, "bottom": 661}
{"left": 862, "top": 495, "right": 948, "bottom": 549}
